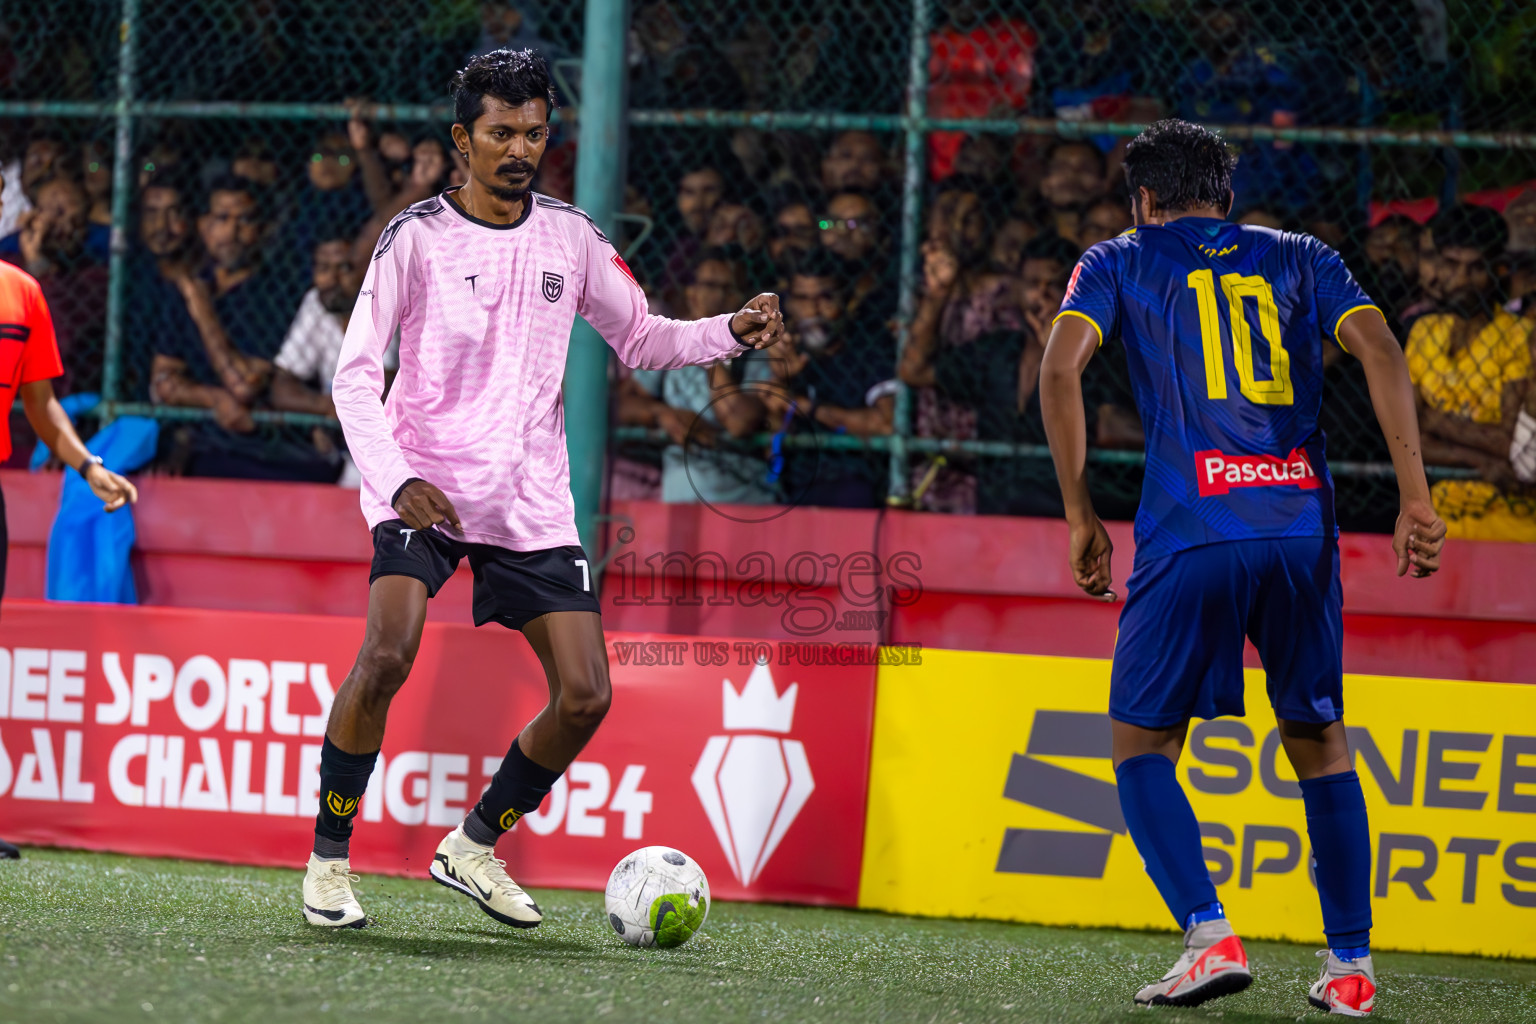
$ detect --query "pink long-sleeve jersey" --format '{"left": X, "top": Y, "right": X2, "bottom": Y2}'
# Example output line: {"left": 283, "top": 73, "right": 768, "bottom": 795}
{"left": 333, "top": 188, "right": 744, "bottom": 550}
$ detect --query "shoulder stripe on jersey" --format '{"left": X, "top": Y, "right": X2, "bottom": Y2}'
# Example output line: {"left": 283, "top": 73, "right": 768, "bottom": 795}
{"left": 1331, "top": 304, "right": 1382, "bottom": 353}
{"left": 373, "top": 198, "right": 445, "bottom": 260}
{"left": 534, "top": 194, "right": 611, "bottom": 244}
{"left": 1054, "top": 308, "right": 1105, "bottom": 348}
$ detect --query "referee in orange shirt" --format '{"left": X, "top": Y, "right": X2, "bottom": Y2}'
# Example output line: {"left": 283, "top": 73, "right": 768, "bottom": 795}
{"left": 0, "top": 166, "right": 138, "bottom": 859}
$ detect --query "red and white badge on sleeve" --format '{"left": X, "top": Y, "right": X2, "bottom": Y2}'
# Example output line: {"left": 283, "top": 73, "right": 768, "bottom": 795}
{"left": 611, "top": 252, "right": 639, "bottom": 288}
{"left": 1064, "top": 261, "right": 1084, "bottom": 301}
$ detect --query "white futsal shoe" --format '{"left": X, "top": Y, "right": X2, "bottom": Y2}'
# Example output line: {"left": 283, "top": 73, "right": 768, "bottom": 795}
{"left": 1133, "top": 917, "right": 1253, "bottom": 1008}
{"left": 430, "top": 825, "right": 543, "bottom": 929}
{"left": 1309, "top": 950, "right": 1376, "bottom": 1016}
{"left": 301, "top": 853, "right": 366, "bottom": 928}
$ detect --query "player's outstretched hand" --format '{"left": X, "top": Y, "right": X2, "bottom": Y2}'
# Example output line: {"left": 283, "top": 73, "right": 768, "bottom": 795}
{"left": 1068, "top": 516, "right": 1116, "bottom": 601}
{"left": 731, "top": 294, "right": 786, "bottom": 350}
{"left": 1393, "top": 498, "right": 1446, "bottom": 578}
{"left": 84, "top": 464, "right": 138, "bottom": 513}
{"left": 395, "top": 479, "right": 462, "bottom": 533}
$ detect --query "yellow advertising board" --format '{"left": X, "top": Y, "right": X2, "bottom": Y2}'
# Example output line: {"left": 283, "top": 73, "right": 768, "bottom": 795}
{"left": 860, "top": 649, "right": 1536, "bottom": 958}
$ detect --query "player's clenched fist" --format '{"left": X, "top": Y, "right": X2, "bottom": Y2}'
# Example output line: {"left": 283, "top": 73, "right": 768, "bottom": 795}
{"left": 1068, "top": 516, "right": 1116, "bottom": 601}
{"left": 731, "top": 293, "right": 786, "bottom": 350}
{"left": 394, "top": 479, "right": 462, "bottom": 532}
{"left": 1393, "top": 499, "right": 1447, "bottom": 579}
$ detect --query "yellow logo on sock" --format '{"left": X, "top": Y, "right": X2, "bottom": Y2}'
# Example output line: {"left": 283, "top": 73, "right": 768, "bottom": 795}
{"left": 499, "top": 808, "right": 523, "bottom": 830}
{"left": 327, "top": 792, "right": 359, "bottom": 817}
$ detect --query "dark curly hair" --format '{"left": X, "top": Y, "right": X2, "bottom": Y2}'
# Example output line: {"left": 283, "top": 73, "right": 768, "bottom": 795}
{"left": 1429, "top": 203, "right": 1508, "bottom": 259}
{"left": 1021, "top": 231, "right": 1082, "bottom": 268}
{"left": 202, "top": 172, "right": 267, "bottom": 221}
{"left": 788, "top": 244, "right": 852, "bottom": 297}
{"left": 1122, "top": 118, "right": 1238, "bottom": 215}
{"left": 452, "top": 48, "right": 557, "bottom": 127}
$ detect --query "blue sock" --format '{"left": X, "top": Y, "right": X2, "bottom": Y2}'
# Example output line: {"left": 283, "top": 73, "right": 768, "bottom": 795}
{"left": 1184, "top": 901, "right": 1226, "bottom": 930}
{"left": 1300, "top": 770, "right": 1372, "bottom": 951}
{"left": 1115, "top": 753, "right": 1219, "bottom": 928}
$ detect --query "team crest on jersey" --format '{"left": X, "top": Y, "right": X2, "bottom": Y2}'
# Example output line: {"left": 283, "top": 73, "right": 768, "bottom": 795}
{"left": 542, "top": 271, "right": 564, "bottom": 303}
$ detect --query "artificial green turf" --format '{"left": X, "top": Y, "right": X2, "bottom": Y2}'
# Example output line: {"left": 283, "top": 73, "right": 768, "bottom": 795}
{"left": 1, "top": 849, "right": 1533, "bottom": 1024}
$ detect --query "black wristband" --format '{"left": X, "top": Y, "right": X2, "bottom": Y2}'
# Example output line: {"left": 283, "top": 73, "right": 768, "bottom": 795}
{"left": 391, "top": 477, "right": 424, "bottom": 508}
{"left": 727, "top": 315, "right": 754, "bottom": 350}
{"left": 76, "top": 454, "right": 104, "bottom": 480}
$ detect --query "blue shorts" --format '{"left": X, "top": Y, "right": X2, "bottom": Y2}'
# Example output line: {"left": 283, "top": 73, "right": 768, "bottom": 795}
{"left": 1109, "top": 537, "right": 1343, "bottom": 729}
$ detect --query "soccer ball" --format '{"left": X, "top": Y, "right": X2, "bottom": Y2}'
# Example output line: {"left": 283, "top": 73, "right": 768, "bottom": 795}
{"left": 604, "top": 846, "right": 710, "bottom": 948}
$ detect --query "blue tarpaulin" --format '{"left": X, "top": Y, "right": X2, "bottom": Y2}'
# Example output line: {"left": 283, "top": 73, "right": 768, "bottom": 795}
{"left": 34, "top": 396, "right": 159, "bottom": 603}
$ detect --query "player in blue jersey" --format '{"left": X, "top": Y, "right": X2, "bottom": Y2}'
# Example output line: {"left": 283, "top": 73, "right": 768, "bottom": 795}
{"left": 1040, "top": 120, "right": 1446, "bottom": 1015}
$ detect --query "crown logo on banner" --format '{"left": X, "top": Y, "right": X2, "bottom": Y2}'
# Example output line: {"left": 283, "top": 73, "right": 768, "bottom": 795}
{"left": 721, "top": 660, "right": 798, "bottom": 733}
{"left": 692, "top": 659, "right": 815, "bottom": 886}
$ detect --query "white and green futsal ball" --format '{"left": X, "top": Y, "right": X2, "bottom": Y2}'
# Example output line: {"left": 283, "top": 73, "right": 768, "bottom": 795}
{"left": 604, "top": 846, "right": 710, "bottom": 948}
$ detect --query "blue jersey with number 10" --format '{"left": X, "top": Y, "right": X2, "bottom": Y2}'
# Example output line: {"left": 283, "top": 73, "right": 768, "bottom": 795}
{"left": 1055, "top": 217, "right": 1379, "bottom": 566}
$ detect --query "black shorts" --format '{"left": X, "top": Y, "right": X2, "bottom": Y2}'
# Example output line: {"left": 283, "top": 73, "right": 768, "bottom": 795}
{"left": 369, "top": 519, "right": 600, "bottom": 630}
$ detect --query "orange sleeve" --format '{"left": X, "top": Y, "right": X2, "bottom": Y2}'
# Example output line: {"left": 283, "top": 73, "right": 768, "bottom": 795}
{"left": 18, "top": 276, "right": 63, "bottom": 384}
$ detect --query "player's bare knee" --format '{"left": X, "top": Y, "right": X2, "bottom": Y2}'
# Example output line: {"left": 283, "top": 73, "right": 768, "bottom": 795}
{"left": 1277, "top": 717, "right": 1352, "bottom": 779}
{"left": 1110, "top": 718, "right": 1188, "bottom": 768}
{"left": 353, "top": 642, "right": 414, "bottom": 704}
{"left": 557, "top": 679, "right": 611, "bottom": 732}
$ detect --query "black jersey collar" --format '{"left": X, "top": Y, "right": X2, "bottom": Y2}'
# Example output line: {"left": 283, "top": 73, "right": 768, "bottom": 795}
{"left": 442, "top": 186, "right": 534, "bottom": 231}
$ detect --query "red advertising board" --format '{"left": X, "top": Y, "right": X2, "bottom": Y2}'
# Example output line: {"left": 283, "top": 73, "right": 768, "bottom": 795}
{"left": 0, "top": 601, "right": 876, "bottom": 906}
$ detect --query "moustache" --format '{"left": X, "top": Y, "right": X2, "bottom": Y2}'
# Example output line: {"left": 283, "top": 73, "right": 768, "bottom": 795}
{"left": 497, "top": 162, "right": 535, "bottom": 177}
{"left": 1444, "top": 291, "right": 1492, "bottom": 316}
{"left": 795, "top": 316, "right": 842, "bottom": 354}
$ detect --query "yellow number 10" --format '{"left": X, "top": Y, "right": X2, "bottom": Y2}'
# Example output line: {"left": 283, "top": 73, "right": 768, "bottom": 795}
{"left": 1186, "top": 270, "right": 1294, "bottom": 405}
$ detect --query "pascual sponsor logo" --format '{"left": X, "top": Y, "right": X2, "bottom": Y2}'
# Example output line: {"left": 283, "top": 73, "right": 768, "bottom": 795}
{"left": 1196, "top": 447, "right": 1319, "bottom": 497}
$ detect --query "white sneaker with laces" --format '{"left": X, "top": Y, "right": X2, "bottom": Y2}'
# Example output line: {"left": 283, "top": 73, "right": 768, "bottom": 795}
{"left": 1309, "top": 950, "right": 1376, "bottom": 1016}
{"left": 430, "top": 825, "right": 543, "bottom": 929}
{"left": 1133, "top": 918, "right": 1252, "bottom": 1008}
{"left": 302, "top": 853, "right": 366, "bottom": 928}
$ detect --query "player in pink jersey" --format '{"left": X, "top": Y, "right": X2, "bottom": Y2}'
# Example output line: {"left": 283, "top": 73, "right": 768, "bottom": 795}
{"left": 302, "top": 48, "right": 784, "bottom": 929}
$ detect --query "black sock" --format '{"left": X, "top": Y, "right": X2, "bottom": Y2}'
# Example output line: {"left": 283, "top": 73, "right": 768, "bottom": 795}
{"left": 465, "top": 738, "right": 561, "bottom": 844}
{"left": 314, "top": 738, "right": 378, "bottom": 860}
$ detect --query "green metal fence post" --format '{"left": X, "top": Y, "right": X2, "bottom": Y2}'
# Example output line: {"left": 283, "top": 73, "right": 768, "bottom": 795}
{"left": 101, "top": 0, "right": 141, "bottom": 421}
{"left": 889, "top": 0, "right": 931, "bottom": 505}
{"left": 566, "top": 0, "right": 630, "bottom": 567}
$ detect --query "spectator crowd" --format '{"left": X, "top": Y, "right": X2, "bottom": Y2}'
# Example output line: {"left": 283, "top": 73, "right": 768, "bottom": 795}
{"left": 3, "top": 0, "right": 1534, "bottom": 539}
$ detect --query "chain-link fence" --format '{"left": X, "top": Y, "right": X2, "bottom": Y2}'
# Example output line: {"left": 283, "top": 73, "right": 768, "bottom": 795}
{"left": 4, "top": 1, "right": 1535, "bottom": 537}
